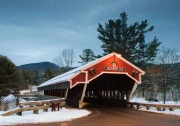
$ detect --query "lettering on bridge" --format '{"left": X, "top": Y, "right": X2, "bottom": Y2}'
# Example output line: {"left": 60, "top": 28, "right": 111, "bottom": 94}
{"left": 104, "top": 67, "right": 126, "bottom": 71}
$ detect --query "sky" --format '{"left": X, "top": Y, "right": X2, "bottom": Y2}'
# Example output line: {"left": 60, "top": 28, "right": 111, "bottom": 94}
{"left": 0, "top": 0, "right": 180, "bottom": 66}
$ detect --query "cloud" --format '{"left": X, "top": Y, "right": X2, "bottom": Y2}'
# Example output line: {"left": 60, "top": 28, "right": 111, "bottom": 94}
{"left": 13, "top": 51, "right": 46, "bottom": 58}
{"left": 0, "top": 21, "right": 102, "bottom": 66}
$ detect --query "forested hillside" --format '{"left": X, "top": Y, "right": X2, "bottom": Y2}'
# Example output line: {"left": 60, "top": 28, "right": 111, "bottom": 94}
{"left": 18, "top": 62, "right": 59, "bottom": 74}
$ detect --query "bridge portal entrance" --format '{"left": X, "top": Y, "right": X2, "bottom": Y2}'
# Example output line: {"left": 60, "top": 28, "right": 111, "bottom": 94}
{"left": 84, "top": 73, "right": 134, "bottom": 107}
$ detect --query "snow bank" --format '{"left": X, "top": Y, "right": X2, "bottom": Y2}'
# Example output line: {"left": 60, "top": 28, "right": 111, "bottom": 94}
{"left": 0, "top": 94, "right": 16, "bottom": 111}
{"left": 0, "top": 108, "right": 91, "bottom": 125}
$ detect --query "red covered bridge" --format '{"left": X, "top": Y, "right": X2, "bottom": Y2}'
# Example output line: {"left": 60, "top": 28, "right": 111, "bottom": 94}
{"left": 38, "top": 52, "right": 145, "bottom": 108}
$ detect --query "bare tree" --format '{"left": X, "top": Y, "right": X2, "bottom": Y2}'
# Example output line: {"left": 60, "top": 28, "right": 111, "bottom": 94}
{"left": 156, "top": 46, "right": 180, "bottom": 104}
{"left": 140, "top": 47, "right": 180, "bottom": 105}
{"left": 54, "top": 48, "right": 76, "bottom": 74}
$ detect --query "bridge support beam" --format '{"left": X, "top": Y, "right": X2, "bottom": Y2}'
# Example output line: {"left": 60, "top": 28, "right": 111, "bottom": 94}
{"left": 65, "top": 89, "right": 68, "bottom": 99}
{"left": 128, "top": 82, "right": 138, "bottom": 102}
{"left": 79, "top": 83, "right": 88, "bottom": 108}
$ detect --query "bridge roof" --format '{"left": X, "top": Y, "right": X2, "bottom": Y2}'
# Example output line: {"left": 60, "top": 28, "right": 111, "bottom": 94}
{"left": 38, "top": 52, "right": 145, "bottom": 90}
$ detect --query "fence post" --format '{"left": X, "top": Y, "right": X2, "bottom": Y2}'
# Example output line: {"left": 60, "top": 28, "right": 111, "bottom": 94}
{"left": 33, "top": 110, "right": 38, "bottom": 114}
{"left": 16, "top": 106, "right": 23, "bottom": 116}
{"left": 137, "top": 104, "right": 140, "bottom": 109}
{"left": 157, "top": 107, "right": 161, "bottom": 111}
{"left": 169, "top": 108, "right": 174, "bottom": 111}
{"left": 146, "top": 106, "right": 150, "bottom": 110}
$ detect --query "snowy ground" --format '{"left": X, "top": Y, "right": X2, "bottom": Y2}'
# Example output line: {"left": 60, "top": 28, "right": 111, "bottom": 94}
{"left": 130, "top": 97, "right": 180, "bottom": 116}
{"left": 0, "top": 108, "right": 90, "bottom": 125}
{"left": 1, "top": 96, "right": 180, "bottom": 125}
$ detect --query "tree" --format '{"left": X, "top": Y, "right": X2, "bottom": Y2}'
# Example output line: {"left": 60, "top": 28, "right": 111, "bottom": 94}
{"left": 78, "top": 49, "right": 96, "bottom": 65}
{"left": 97, "top": 12, "right": 161, "bottom": 69}
{"left": 156, "top": 47, "right": 180, "bottom": 104}
{"left": 139, "top": 47, "right": 180, "bottom": 105}
{"left": 140, "top": 64, "right": 162, "bottom": 99}
{"left": 42, "top": 68, "right": 54, "bottom": 81}
{"left": 32, "top": 69, "right": 39, "bottom": 86}
{"left": 54, "top": 48, "right": 76, "bottom": 74}
{"left": 21, "top": 69, "right": 32, "bottom": 89}
{"left": 0, "top": 55, "right": 23, "bottom": 102}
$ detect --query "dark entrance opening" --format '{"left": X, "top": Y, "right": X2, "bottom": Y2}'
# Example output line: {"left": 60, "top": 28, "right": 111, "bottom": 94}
{"left": 83, "top": 73, "right": 135, "bottom": 107}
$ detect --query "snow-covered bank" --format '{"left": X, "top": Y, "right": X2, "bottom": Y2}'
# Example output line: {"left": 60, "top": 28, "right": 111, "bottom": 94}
{"left": 130, "top": 97, "right": 180, "bottom": 116}
{"left": 131, "top": 97, "right": 180, "bottom": 105}
{"left": 0, "top": 108, "right": 91, "bottom": 125}
{"left": 139, "top": 107, "right": 180, "bottom": 116}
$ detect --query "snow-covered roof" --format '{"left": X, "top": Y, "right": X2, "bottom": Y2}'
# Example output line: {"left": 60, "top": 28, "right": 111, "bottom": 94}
{"left": 37, "top": 54, "right": 106, "bottom": 88}
{"left": 38, "top": 71, "right": 77, "bottom": 88}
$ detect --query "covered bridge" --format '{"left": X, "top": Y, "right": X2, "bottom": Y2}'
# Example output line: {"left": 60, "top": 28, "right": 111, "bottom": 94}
{"left": 37, "top": 52, "right": 145, "bottom": 108}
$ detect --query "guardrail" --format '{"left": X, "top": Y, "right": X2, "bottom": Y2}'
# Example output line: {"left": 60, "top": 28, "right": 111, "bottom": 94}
{"left": 2, "top": 99, "right": 66, "bottom": 116}
{"left": 14, "top": 94, "right": 38, "bottom": 101}
{"left": 127, "top": 102, "right": 180, "bottom": 111}
{"left": 14, "top": 94, "right": 38, "bottom": 98}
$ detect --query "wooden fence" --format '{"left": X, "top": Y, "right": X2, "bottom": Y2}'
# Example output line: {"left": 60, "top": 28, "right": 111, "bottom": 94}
{"left": 128, "top": 102, "right": 180, "bottom": 111}
{"left": 1, "top": 99, "right": 66, "bottom": 116}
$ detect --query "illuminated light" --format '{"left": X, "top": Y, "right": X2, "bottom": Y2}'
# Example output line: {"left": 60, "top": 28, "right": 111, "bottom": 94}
{"left": 117, "top": 54, "right": 122, "bottom": 57}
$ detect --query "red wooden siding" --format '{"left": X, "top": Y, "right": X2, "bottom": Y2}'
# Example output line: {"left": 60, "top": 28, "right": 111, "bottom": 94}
{"left": 71, "top": 72, "right": 86, "bottom": 86}
{"left": 84, "top": 55, "right": 141, "bottom": 82}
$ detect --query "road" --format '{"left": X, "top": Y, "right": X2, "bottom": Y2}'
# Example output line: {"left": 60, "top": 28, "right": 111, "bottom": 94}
{"left": 14, "top": 103, "right": 180, "bottom": 126}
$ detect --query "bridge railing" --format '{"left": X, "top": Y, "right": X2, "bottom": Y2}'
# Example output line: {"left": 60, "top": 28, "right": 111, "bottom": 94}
{"left": 19, "top": 98, "right": 65, "bottom": 107}
{"left": 127, "top": 102, "right": 180, "bottom": 111}
{"left": 14, "top": 94, "right": 62, "bottom": 101}
{"left": 14, "top": 94, "right": 38, "bottom": 98}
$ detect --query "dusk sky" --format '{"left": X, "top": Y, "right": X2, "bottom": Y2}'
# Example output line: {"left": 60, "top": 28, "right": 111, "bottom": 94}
{"left": 0, "top": 0, "right": 180, "bottom": 67}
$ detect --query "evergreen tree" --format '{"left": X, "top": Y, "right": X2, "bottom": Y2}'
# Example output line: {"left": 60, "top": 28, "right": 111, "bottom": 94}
{"left": 97, "top": 12, "right": 161, "bottom": 69}
{"left": 21, "top": 69, "right": 32, "bottom": 89}
{"left": 32, "top": 69, "right": 39, "bottom": 85}
{"left": 79, "top": 49, "right": 96, "bottom": 65}
{"left": 0, "top": 55, "right": 23, "bottom": 102}
{"left": 43, "top": 67, "right": 54, "bottom": 81}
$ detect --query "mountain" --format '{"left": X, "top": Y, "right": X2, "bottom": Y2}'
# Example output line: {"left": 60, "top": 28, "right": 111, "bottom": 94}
{"left": 18, "top": 62, "right": 59, "bottom": 73}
